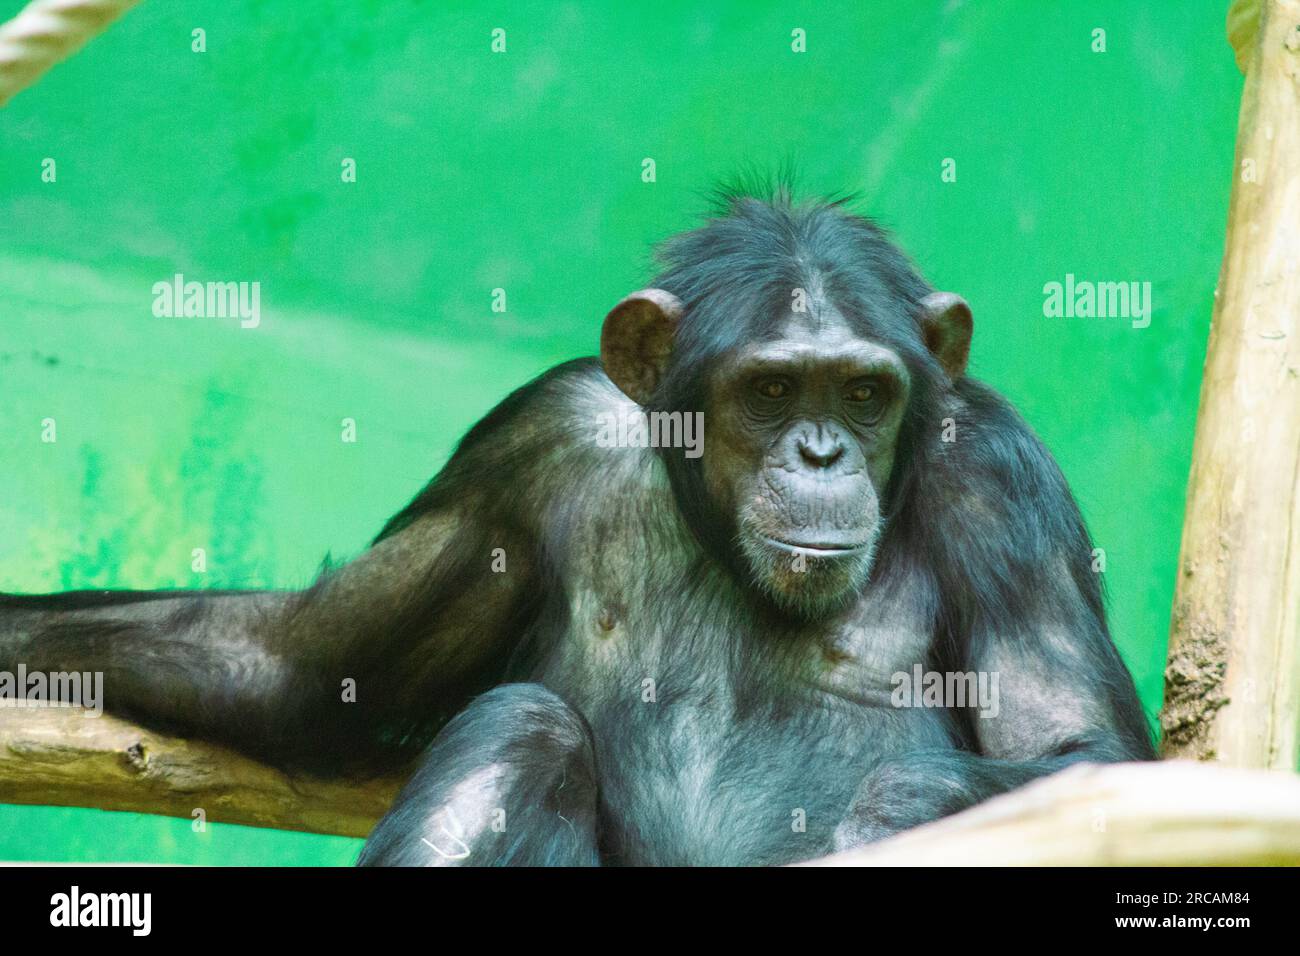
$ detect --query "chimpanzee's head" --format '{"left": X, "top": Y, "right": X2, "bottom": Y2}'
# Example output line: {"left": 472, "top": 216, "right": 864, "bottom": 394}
{"left": 600, "top": 189, "right": 972, "bottom": 619}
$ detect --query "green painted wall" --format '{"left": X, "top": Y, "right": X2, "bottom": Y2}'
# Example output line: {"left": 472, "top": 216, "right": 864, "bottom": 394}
{"left": 0, "top": 1, "right": 1241, "bottom": 864}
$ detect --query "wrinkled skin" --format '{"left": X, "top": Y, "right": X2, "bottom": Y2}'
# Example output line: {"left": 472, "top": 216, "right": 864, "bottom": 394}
{"left": 711, "top": 311, "right": 909, "bottom": 617}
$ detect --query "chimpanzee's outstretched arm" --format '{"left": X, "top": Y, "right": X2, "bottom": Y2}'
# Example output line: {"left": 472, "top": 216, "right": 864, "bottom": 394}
{"left": 832, "top": 383, "right": 1154, "bottom": 852}
{"left": 1, "top": 513, "right": 532, "bottom": 773}
{"left": 0, "top": 360, "right": 601, "bottom": 774}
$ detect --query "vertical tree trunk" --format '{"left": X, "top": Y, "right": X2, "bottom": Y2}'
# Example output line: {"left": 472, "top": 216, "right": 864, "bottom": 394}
{"left": 1161, "top": 0, "right": 1300, "bottom": 769}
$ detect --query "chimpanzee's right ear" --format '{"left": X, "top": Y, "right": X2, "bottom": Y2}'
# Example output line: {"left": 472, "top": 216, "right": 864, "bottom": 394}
{"left": 600, "top": 289, "right": 684, "bottom": 405}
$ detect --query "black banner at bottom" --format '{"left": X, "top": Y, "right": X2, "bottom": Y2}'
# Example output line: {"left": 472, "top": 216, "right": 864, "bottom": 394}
{"left": 0, "top": 866, "right": 1287, "bottom": 941}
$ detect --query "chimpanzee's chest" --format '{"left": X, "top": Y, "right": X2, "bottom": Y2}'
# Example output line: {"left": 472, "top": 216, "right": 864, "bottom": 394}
{"left": 527, "top": 574, "right": 952, "bottom": 866}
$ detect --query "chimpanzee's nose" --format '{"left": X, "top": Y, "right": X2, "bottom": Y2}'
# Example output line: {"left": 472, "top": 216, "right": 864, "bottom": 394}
{"left": 798, "top": 431, "right": 845, "bottom": 469}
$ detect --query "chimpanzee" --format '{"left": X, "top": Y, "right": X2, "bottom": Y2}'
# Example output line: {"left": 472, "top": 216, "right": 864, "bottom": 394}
{"left": 0, "top": 185, "right": 1154, "bottom": 866}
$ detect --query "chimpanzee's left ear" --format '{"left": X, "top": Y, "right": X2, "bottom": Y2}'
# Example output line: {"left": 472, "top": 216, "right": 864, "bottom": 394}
{"left": 600, "top": 288, "right": 684, "bottom": 405}
{"left": 918, "top": 291, "right": 973, "bottom": 379}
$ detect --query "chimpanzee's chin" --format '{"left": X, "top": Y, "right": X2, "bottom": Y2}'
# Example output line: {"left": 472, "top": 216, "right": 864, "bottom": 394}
{"left": 739, "top": 530, "right": 878, "bottom": 620}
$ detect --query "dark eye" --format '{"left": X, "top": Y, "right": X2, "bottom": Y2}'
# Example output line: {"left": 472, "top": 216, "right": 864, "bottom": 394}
{"left": 843, "top": 379, "right": 888, "bottom": 424}
{"left": 757, "top": 379, "right": 789, "bottom": 400}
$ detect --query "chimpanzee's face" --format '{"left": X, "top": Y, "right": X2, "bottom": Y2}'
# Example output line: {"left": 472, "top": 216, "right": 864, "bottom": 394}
{"left": 600, "top": 278, "right": 967, "bottom": 620}
{"left": 704, "top": 309, "right": 910, "bottom": 616}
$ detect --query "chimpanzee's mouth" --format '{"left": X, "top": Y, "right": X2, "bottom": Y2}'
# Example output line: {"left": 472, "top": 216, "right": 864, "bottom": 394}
{"left": 762, "top": 536, "right": 869, "bottom": 555}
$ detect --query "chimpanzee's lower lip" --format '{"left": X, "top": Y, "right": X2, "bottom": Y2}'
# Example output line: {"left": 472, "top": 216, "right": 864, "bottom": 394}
{"left": 762, "top": 536, "right": 868, "bottom": 555}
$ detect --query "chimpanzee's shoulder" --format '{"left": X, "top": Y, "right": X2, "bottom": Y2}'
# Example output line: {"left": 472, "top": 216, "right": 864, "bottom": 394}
{"left": 936, "top": 378, "right": 1073, "bottom": 499}
{"left": 441, "top": 357, "right": 626, "bottom": 457}
{"left": 919, "top": 377, "right": 1086, "bottom": 559}
{"left": 488, "top": 356, "right": 648, "bottom": 459}
{"left": 375, "top": 358, "right": 649, "bottom": 540}
{"left": 433, "top": 357, "right": 657, "bottom": 493}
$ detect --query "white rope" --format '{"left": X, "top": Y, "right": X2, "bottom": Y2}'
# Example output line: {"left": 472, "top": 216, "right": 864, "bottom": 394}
{"left": 0, "top": 0, "right": 141, "bottom": 107}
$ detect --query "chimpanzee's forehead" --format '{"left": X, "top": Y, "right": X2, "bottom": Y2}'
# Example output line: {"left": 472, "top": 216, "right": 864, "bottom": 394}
{"left": 748, "top": 269, "right": 912, "bottom": 349}
{"left": 738, "top": 311, "right": 909, "bottom": 374}
{"left": 772, "top": 306, "right": 863, "bottom": 346}
{"left": 664, "top": 249, "right": 924, "bottom": 378}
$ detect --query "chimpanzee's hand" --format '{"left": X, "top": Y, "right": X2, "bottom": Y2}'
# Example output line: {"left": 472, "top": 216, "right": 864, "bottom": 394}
{"left": 830, "top": 751, "right": 1038, "bottom": 853}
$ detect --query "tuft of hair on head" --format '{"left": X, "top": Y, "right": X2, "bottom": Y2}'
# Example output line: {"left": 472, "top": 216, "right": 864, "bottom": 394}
{"left": 648, "top": 171, "right": 935, "bottom": 383}
{"left": 697, "top": 163, "right": 863, "bottom": 223}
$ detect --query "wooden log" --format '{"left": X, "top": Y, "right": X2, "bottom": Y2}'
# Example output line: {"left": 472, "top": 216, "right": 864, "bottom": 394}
{"left": 1160, "top": 0, "right": 1300, "bottom": 768}
{"left": 5, "top": 709, "right": 1299, "bottom": 866}
{"left": 810, "top": 761, "right": 1300, "bottom": 866}
{"left": 0, "top": 708, "right": 400, "bottom": 838}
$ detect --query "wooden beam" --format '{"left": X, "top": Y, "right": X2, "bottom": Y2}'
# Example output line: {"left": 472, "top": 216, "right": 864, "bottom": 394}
{"left": 1161, "top": 0, "right": 1300, "bottom": 768}
{"left": 810, "top": 761, "right": 1300, "bottom": 866}
{"left": 0, "top": 708, "right": 400, "bottom": 838}
{"left": 5, "top": 710, "right": 1299, "bottom": 866}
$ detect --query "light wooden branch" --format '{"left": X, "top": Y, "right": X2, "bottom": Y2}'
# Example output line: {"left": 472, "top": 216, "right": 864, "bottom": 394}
{"left": 1161, "top": 0, "right": 1300, "bottom": 767}
{"left": 809, "top": 761, "right": 1300, "bottom": 866}
{"left": 5, "top": 708, "right": 1299, "bottom": 867}
{"left": 0, "top": 708, "right": 400, "bottom": 838}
